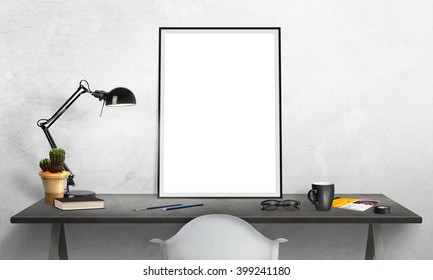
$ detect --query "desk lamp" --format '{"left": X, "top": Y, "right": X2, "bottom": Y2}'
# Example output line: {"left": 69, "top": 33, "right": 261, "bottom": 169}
{"left": 37, "top": 80, "right": 136, "bottom": 197}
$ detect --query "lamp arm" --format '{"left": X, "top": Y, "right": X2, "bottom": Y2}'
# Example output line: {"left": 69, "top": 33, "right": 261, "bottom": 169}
{"left": 41, "top": 83, "right": 89, "bottom": 129}
{"left": 37, "top": 81, "right": 92, "bottom": 195}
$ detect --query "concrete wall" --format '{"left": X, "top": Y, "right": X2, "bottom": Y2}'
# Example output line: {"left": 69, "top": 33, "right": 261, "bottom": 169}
{"left": 1, "top": 0, "right": 432, "bottom": 259}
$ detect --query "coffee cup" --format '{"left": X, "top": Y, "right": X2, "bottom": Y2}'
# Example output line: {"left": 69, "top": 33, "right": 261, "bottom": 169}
{"left": 307, "top": 182, "right": 335, "bottom": 211}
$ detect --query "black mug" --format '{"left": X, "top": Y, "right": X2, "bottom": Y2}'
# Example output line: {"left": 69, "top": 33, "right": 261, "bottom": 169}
{"left": 307, "top": 182, "right": 335, "bottom": 211}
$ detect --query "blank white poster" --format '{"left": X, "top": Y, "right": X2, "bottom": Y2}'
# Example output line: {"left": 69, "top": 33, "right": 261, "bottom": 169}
{"left": 159, "top": 28, "right": 281, "bottom": 197}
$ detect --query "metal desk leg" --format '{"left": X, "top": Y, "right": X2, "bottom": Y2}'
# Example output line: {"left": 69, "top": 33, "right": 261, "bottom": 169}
{"left": 365, "top": 223, "right": 384, "bottom": 260}
{"left": 48, "top": 223, "right": 68, "bottom": 260}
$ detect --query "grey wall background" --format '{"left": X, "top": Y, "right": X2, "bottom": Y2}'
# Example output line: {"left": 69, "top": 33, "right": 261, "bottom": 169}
{"left": 1, "top": 0, "right": 432, "bottom": 259}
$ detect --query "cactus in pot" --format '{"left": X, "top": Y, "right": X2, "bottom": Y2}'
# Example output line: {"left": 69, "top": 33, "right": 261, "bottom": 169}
{"left": 39, "top": 148, "right": 69, "bottom": 205}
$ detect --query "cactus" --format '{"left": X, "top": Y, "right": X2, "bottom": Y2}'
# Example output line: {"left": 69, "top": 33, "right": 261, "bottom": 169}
{"left": 49, "top": 148, "right": 65, "bottom": 173}
{"left": 39, "top": 148, "right": 66, "bottom": 173}
{"left": 39, "top": 158, "right": 51, "bottom": 172}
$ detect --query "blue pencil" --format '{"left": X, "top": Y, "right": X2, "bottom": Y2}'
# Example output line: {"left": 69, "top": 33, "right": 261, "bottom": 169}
{"left": 162, "top": 203, "right": 204, "bottom": 211}
{"left": 133, "top": 203, "right": 182, "bottom": 212}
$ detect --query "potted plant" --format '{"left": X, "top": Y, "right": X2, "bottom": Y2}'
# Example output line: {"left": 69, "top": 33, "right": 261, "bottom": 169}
{"left": 39, "top": 148, "right": 70, "bottom": 205}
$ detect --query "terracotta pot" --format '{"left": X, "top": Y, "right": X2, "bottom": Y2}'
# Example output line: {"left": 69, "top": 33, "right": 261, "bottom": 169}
{"left": 39, "top": 171, "right": 69, "bottom": 205}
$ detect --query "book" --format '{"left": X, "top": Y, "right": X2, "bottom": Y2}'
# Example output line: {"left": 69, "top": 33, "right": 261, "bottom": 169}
{"left": 54, "top": 197, "right": 105, "bottom": 211}
{"left": 332, "top": 197, "right": 379, "bottom": 212}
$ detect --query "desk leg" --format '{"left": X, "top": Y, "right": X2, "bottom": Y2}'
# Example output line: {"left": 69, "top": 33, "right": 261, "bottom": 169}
{"left": 365, "top": 223, "right": 384, "bottom": 260}
{"left": 48, "top": 223, "right": 68, "bottom": 260}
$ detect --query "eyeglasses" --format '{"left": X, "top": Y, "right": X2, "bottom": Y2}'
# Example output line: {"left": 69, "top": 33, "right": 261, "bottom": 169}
{"left": 261, "top": 199, "right": 301, "bottom": 211}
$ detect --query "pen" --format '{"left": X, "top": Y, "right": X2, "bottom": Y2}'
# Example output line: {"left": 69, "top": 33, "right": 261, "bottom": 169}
{"left": 162, "top": 203, "right": 204, "bottom": 211}
{"left": 133, "top": 203, "right": 182, "bottom": 212}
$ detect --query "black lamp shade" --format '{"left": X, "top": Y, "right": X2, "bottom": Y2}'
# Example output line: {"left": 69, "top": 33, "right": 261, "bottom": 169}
{"left": 105, "top": 87, "right": 136, "bottom": 106}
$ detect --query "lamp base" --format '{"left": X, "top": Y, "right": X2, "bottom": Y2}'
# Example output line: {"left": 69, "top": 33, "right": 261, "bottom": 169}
{"left": 65, "top": 190, "right": 96, "bottom": 198}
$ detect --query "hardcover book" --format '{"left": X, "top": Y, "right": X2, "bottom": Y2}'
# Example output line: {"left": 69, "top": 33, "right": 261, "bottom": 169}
{"left": 54, "top": 197, "right": 105, "bottom": 211}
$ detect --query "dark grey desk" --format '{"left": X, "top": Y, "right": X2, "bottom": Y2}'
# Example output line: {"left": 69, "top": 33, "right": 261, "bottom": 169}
{"left": 10, "top": 194, "right": 422, "bottom": 260}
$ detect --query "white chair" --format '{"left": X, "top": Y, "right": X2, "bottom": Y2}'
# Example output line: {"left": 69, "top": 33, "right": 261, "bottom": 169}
{"left": 150, "top": 214, "right": 287, "bottom": 260}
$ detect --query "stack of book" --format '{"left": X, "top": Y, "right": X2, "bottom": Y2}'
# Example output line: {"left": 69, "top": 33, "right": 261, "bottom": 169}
{"left": 332, "top": 197, "right": 379, "bottom": 211}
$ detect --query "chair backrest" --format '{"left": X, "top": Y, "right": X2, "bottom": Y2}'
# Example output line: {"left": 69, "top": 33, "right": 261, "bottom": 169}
{"left": 150, "top": 214, "right": 287, "bottom": 260}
